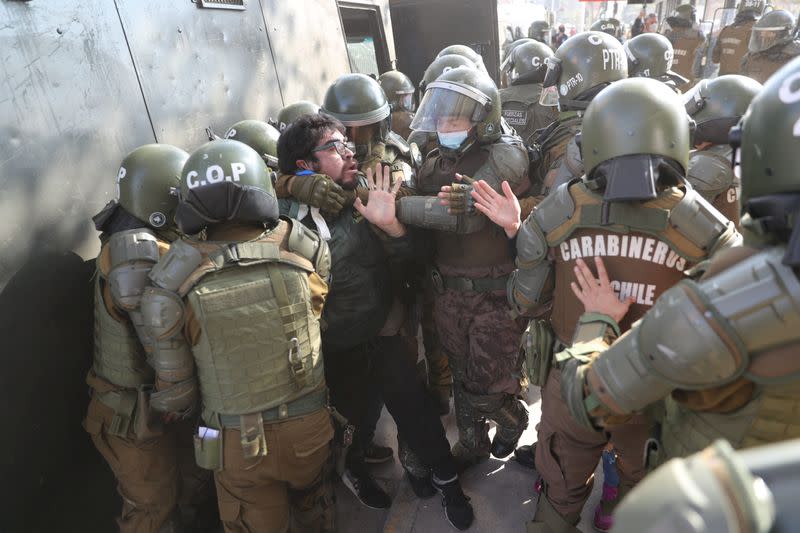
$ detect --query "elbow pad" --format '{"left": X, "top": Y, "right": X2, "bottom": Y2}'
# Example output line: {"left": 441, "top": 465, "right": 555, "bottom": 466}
{"left": 397, "top": 196, "right": 487, "bottom": 233}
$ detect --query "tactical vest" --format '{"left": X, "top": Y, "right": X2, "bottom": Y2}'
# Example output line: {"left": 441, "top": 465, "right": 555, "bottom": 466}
{"left": 715, "top": 21, "right": 754, "bottom": 75}
{"left": 91, "top": 245, "right": 155, "bottom": 389}
{"left": 418, "top": 139, "right": 529, "bottom": 278}
{"left": 660, "top": 245, "right": 800, "bottom": 460}
{"left": 172, "top": 220, "right": 325, "bottom": 417}
{"left": 667, "top": 28, "right": 704, "bottom": 90}
{"left": 530, "top": 112, "right": 583, "bottom": 196}
{"left": 359, "top": 132, "right": 418, "bottom": 185}
{"left": 499, "top": 84, "right": 559, "bottom": 146}
{"left": 741, "top": 41, "right": 800, "bottom": 84}
{"left": 687, "top": 145, "right": 740, "bottom": 229}
{"left": 544, "top": 183, "right": 713, "bottom": 344}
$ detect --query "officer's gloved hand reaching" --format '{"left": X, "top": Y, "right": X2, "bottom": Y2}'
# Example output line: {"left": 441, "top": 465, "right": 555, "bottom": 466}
{"left": 290, "top": 172, "right": 348, "bottom": 215}
{"left": 437, "top": 173, "right": 478, "bottom": 215}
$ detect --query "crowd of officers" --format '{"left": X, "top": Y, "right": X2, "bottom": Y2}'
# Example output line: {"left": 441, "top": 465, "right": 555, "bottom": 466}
{"left": 84, "top": 4, "right": 800, "bottom": 531}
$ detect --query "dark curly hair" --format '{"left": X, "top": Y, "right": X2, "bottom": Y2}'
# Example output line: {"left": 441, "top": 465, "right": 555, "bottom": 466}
{"left": 277, "top": 113, "right": 345, "bottom": 175}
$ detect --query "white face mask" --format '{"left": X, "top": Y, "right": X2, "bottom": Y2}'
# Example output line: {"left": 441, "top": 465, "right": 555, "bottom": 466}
{"left": 437, "top": 130, "right": 470, "bottom": 149}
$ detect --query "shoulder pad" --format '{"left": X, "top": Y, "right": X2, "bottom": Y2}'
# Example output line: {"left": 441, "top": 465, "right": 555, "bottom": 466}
{"left": 669, "top": 188, "right": 735, "bottom": 252}
{"left": 386, "top": 131, "right": 410, "bottom": 155}
{"left": 782, "top": 40, "right": 800, "bottom": 56}
{"left": 148, "top": 239, "right": 204, "bottom": 292}
{"left": 287, "top": 218, "right": 330, "bottom": 279}
{"left": 474, "top": 140, "right": 529, "bottom": 191}
{"left": 108, "top": 229, "right": 160, "bottom": 268}
{"left": 517, "top": 214, "right": 548, "bottom": 267}
{"left": 686, "top": 150, "right": 734, "bottom": 201}
{"left": 533, "top": 182, "right": 576, "bottom": 234}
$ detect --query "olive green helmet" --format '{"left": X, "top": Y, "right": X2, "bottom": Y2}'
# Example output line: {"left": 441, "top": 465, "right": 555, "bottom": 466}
{"left": 411, "top": 67, "right": 502, "bottom": 152}
{"left": 528, "top": 20, "right": 551, "bottom": 43}
{"left": 436, "top": 44, "right": 488, "bottom": 73}
{"left": 540, "top": 31, "right": 628, "bottom": 110}
{"left": 590, "top": 18, "right": 622, "bottom": 39}
{"left": 174, "top": 139, "right": 278, "bottom": 234}
{"left": 749, "top": 10, "right": 796, "bottom": 53}
{"left": 378, "top": 69, "right": 416, "bottom": 112}
{"left": 581, "top": 78, "right": 691, "bottom": 200}
{"left": 502, "top": 41, "right": 554, "bottom": 85}
{"left": 224, "top": 120, "right": 280, "bottom": 169}
{"left": 684, "top": 75, "right": 763, "bottom": 145}
{"left": 116, "top": 144, "right": 188, "bottom": 230}
{"left": 625, "top": 33, "right": 688, "bottom": 85}
{"left": 322, "top": 73, "right": 390, "bottom": 126}
{"left": 419, "top": 55, "right": 476, "bottom": 97}
{"left": 738, "top": 0, "right": 766, "bottom": 15}
{"left": 667, "top": 4, "right": 697, "bottom": 26}
{"left": 273, "top": 100, "right": 320, "bottom": 132}
{"left": 503, "top": 37, "right": 535, "bottom": 62}
{"left": 734, "top": 57, "right": 800, "bottom": 208}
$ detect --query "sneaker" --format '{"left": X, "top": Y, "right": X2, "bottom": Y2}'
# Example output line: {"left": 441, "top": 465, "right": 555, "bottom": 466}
{"left": 405, "top": 470, "right": 436, "bottom": 499}
{"left": 364, "top": 442, "right": 394, "bottom": 464}
{"left": 514, "top": 444, "right": 536, "bottom": 470}
{"left": 342, "top": 469, "right": 392, "bottom": 509}
{"left": 432, "top": 476, "right": 474, "bottom": 530}
{"left": 593, "top": 482, "right": 619, "bottom": 532}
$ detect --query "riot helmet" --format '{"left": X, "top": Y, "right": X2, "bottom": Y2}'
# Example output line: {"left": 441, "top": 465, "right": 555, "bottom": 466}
{"left": 321, "top": 73, "right": 391, "bottom": 160}
{"left": 115, "top": 144, "right": 189, "bottom": 231}
{"left": 174, "top": 139, "right": 278, "bottom": 235}
{"left": 539, "top": 31, "right": 628, "bottom": 110}
{"left": 436, "top": 44, "right": 488, "bottom": 73}
{"left": 730, "top": 57, "right": 800, "bottom": 258}
{"left": 590, "top": 18, "right": 622, "bottom": 39}
{"left": 378, "top": 69, "right": 416, "bottom": 113}
{"left": 580, "top": 78, "right": 691, "bottom": 202}
{"left": 684, "top": 75, "right": 762, "bottom": 145}
{"left": 625, "top": 33, "right": 688, "bottom": 86}
{"left": 502, "top": 41, "right": 554, "bottom": 85}
{"left": 749, "top": 10, "right": 796, "bottom": 53}
{"left": 272, "top": 101, "right": 320, "bottom": 132}
{"left": 738, "top": 0, "right": 766, "bottom": 17}
{"left": 411, "top": 67, "right": 501, "bottom": 156}
{"left": 419, "top": 55, "right": 476, "bottom": 99}
{"left": 667, "top": 4, "right": 697, "bottom": 27}
{"left": 225, "top": 120, "right": 280, "bottom": 169}
{"left": 528, "top": 21, "right": 551, "bottom": 43}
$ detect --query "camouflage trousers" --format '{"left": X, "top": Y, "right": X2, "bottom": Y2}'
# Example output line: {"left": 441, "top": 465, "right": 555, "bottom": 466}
{"left": 433, "top": 288, "right": 524, "bottom": 396}
{"left": 214, "top": 407, "right": 336, "bottom": 533}
{"left": 83, "top": 395, "right": 215, "bottom": 533}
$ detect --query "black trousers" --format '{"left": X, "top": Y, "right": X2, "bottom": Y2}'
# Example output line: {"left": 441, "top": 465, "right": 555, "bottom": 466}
{"left": 324, "top": 335, "right": 456, "bottom": 479}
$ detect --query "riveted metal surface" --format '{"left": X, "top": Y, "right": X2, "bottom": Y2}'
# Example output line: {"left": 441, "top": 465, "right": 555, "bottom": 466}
{"left": 0, "top": 0, "right": 155, "bottom": 290}
{"left": 115, "top": 0, "right": 284, "bottom": 148}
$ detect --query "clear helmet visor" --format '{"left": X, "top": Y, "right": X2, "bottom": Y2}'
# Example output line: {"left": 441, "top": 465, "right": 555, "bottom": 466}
{"left": 410, "top": 86, "right": 485, "bottom": 132}
{"left": 400, "top": 93, "right": 416, "bottom": 112}
{"left": 749, "top": 26, "right": 791, "bottom": 53}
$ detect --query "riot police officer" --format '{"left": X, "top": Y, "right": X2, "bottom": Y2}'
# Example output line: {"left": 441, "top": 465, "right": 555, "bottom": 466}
{"left": 471, "top": 77, "right": 741, "bottom": 532}
{"left": 398, "top": 67, "right": 531, "bottom": 469}
{"left": 625, "top": 33, "right": 689, "bottom": 91}
{"left": 499, "top": 41, "right": 559, "bottom": 144}
{"left": 663, "top": 4, "right": 706, "bottom": 91}
{"left": 142, "top": 139, "right": 336, "bottom": 532}
{"left": 684, "top": 75, "right": 763, "bottom": 228}
{"left": 529, "top": 20, "right": 551, "bottom": 45}
{"left": 84, "top": 144, "right": 213, "bottom": 532}
{"left": 712, "top": 0, "right": 765, "bottom": 76}
{"left": 224, "top": 119, "right": 280, "bottom": 170}
{"left": 270, "top": 100, "right": 320, "bottom": 133}
{"left": 436, "top": 43, "right": 489, "bottom": 74}
{"left": 378, "top": 69, "right": 417, "bottom": 139}
{"left": 590, "top": 18, "right": 623, "bottom": 42}
{"left": 741, "top": 9, "right": 800, "bottom": 83}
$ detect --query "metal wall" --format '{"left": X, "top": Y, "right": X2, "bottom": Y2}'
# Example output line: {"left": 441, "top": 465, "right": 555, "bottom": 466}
{"left": 0, "top": 1, "right": 393, "bottom": 529}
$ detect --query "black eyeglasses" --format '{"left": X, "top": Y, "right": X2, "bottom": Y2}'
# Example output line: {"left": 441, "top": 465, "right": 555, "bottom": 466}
{"left": 311, "top": 139, "right": 355, "bottom": 157}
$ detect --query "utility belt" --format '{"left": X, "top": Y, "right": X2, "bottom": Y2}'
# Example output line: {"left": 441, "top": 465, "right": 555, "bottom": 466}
{"left": 194, "top": 387, "right": 330, "bottom": 471}
{"left": 430, "top": 267, "right": 509, "bottom": 294}
{"left": 87, "top": 370, "right": 164, "bottom": 441}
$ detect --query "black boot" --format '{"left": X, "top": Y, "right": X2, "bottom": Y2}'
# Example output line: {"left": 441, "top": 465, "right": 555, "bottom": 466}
{"left": 490, "top": 396, "right": 529, "bottom": 459}
{"left": 432, "top": 475, "right": 474, "bottom": 530}
{"left": 514, "top": 443, "right": 537, "bottom": 470}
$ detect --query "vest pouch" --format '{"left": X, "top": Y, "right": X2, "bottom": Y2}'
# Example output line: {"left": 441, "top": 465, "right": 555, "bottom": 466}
{"left": 523, "top": 319, "right": 555, "bottom": 388}
{"left": 98, "top": 389, "right": 138, "bottom": 438}
{"left": 133, "top": 385, "right": 165, "bottom": 441}
{"left": 194, "top": 426, "right": 223, "bottom": 471}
